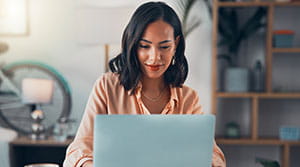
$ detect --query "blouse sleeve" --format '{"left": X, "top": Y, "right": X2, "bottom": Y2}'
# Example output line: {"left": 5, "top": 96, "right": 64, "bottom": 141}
{"left": 63, "top": 76, "right": 108, "bottom": 167}
{"left": 190, "top": 91, "right": 226, "bottom": 167}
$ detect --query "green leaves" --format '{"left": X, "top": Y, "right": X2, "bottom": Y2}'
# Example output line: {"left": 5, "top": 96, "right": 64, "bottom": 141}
{"left": 256, "top": 157, "right": 280, "bottom": 167}
{"left": 174, "top": 0, "right": 202, "bottom": 38}
{"left": 240, "top": 7, "right": 267, "bottom": 41}
{"left": 218, "top": 7, "right": 267, "bottom": 66}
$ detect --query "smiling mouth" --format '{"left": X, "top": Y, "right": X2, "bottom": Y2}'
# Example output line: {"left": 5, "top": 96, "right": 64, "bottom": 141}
{"left": 146, "top": 64, "right": 162, "bottom": 71}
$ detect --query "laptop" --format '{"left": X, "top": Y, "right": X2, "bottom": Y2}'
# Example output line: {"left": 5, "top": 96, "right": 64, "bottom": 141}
{"left": 94, "top": 114, "right": 215, "bottom": 167}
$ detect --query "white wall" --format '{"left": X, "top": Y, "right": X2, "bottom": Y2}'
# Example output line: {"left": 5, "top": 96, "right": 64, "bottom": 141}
{"left": 0, "top": 0, "right": 212, "bottom": 131}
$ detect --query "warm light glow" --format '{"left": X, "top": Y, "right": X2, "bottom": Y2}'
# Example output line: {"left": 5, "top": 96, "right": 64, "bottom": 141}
{"left": 78, "top": 0, "right": 140, "bottom": 7}
{"left": 0, "top": 0, "right": 7, "bottom": 17}
{"left": 0, "top": 0, "right": 27, "bottom": 34}
{"left": 22, "top": 78, "right": 54, "bottom": 104}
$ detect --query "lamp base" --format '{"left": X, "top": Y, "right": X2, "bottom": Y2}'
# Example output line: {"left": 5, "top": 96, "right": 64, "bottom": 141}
{"left": 30, "top": 122, "right": 46, "bottom": 140}
{"left": 30, "top": 133, "right": 46, "bottom": 140}
{"left": 30, "top": 109, "right": 46, "bottom": 140}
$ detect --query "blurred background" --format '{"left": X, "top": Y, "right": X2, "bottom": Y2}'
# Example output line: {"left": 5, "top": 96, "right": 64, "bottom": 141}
{"left": 1, "top": 0, "right": 300, "bottom": 167}
{"left": 0, "top": 0, "right": 212, "bottom": 128}
{"left": 0, "top": 0, "right": 213, "bottom": 167}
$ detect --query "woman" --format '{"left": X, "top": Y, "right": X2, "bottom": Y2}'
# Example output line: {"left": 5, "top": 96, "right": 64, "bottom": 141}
{"left": 64, "top": 2, "right": 225, "bottom": 167}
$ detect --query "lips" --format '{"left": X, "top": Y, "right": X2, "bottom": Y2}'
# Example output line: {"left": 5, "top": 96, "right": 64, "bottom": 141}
{"left": 146, "top": 64, "right": 162, "bottom": 71}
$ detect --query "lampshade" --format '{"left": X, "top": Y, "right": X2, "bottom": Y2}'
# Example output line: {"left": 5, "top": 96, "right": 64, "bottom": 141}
{"left": 22, "top": 78, "right": 54, "bottom": 104}
{"left": 0, "top": 0, "right": 28, "bottom": 35}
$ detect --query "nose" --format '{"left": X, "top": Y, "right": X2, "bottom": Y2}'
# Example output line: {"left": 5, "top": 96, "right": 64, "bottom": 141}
{"left": 148, "top": 47, "right": 161, "bottom": 63}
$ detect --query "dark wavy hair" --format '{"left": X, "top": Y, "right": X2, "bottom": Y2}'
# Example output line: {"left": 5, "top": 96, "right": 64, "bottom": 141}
{"left": 109, "top": 1, "right": 188, "bottom": 94}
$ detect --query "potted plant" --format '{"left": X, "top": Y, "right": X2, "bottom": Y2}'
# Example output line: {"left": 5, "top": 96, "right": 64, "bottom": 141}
{"left": 255, "top": 157, "right": 280, "bottom": 167}
{"left": 174, "top": 0, "right": 203, "bottom": 38}
{"left": 175, "top": 0, "right": 267, "bottom": 92}
{"left": 217, "top": 3, "right": 267, "bottom": 92}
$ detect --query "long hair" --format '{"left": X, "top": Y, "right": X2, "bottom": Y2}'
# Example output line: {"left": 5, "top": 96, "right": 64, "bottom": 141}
{"left": 109, "top": 1, "right": 188, "bottom": 94}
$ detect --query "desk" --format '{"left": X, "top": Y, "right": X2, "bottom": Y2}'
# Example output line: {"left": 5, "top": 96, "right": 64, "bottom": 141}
{"left": 9, "top": 136, "right": 73, "bottom": 167}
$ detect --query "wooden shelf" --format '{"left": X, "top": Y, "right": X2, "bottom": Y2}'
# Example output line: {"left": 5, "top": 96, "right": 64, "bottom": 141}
{"left": 272, "top": 1, "right": 300, "bottom": 6}
{"left": 216, "top": 92, "right": 259, "bottom": 98}
{"left": 217, "top": 1, "right": 300, "bottom": 7}
{"left": 10, "top": 136, "right": 73, "bottom": 147}
{"left": 218, "top": 1, "right": 270, "bottom": 7}
{"left": 216, "top": 92, "right": 300, "bottom": 98}
{"left": 216, "top": 138, "right": 300, "bottom": 146}
{"left": 272, "top": 48, "right": 300, "bottom": 53}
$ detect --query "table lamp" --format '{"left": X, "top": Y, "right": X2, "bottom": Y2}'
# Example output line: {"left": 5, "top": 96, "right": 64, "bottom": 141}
{"left": 22, "top": 78, "right": 54, "bottom": 140}
{"left": 0, "top": 0, "right": 29, "bottom": 56}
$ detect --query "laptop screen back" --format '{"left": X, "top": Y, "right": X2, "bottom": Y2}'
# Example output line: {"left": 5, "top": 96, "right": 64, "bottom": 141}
{"left": 94, "top": 115, "right": 215, "bottom": 167}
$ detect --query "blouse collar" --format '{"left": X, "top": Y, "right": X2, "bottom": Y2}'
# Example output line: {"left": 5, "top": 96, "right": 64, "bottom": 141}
{"left": 133, "top": 81, "right": 179, "bottom": 107}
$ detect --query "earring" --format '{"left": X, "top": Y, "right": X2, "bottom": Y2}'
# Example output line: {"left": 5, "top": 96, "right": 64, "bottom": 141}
{"left": 172, "top": 56, "right": 176, "bottom": 65}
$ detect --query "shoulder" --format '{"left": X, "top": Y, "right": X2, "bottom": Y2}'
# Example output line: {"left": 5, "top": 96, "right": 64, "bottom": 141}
{"left": 172, "top": 84, "right": 200, "bottom": 103}
{"left": 173, "top": 84, "right": 202, "bottom": 114}
{"left": 91, "top": 72, "right": 124, "bottom": 100}
{"left": 95, "top": 72, "right": 121, "bottom": 89}
{"left": 177, "top": 84, "right": 199, "bottom": 99}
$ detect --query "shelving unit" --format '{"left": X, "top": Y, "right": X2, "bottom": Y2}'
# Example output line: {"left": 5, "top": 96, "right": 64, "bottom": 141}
{"left": 211, "top": 0, "right": 300, "bottom": 167}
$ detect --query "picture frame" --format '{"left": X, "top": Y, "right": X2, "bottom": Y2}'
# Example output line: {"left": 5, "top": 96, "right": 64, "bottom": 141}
{"left": 0, "top": 0, "right": 29, "bottom": 36}
{"left": 104, "top": 44, "right": 121, "bottom": 72}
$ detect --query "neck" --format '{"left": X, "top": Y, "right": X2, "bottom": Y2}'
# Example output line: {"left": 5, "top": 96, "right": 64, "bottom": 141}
{"left": 141, "top": 76, "right": 165, "bottom": 93}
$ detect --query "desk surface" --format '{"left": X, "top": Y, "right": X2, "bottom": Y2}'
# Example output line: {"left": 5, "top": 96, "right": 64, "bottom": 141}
{"left": 9, "top": 136, "right": 73, "bottom": 167}
{"left": 10, "top": 136, "right": 73, "bottom": 147}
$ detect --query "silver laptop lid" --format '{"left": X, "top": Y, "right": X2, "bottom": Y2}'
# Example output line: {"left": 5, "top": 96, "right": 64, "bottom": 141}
{"left": 94, "top": 114, "right": 215, "bottom": 167}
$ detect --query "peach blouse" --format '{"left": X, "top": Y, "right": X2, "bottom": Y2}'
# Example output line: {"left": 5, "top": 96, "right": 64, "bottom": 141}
{"left": 63, "top": 72, "right": 226, "bottom": 167}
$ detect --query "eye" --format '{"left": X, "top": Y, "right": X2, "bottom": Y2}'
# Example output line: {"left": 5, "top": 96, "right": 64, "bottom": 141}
{"left": 139, "top": 44, "right": 150, "bottom": 49}
{"left": 160, "top": 46, "right": 170, "bottom": 49}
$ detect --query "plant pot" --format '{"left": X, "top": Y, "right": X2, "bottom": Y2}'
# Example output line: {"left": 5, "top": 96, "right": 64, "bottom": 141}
{"left": 217, "top": 59, "right": 229, "bottom": 91}
{"left": 224, "top": 67, "right": 250, "bottom": 92}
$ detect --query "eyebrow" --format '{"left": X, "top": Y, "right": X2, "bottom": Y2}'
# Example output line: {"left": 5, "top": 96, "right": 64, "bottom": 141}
{"left": 140, "top": 39, "right": 172, "bottom": 44}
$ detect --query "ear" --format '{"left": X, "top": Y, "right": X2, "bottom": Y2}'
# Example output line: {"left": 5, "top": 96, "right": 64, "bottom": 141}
{"left": 175, "top": 36, "right": 180, "bottom": 48}
{"left": 174, "top": 36, "right": 180, "bottom": 53}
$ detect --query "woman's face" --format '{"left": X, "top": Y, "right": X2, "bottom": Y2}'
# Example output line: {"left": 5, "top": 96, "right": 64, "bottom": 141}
{"left": 137, "top": 19, "right": 179, "bottom": 80}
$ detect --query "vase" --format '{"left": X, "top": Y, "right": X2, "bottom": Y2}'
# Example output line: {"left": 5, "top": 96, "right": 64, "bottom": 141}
{"left": 224, "top": 67, "right": 250, "bottom": 92}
